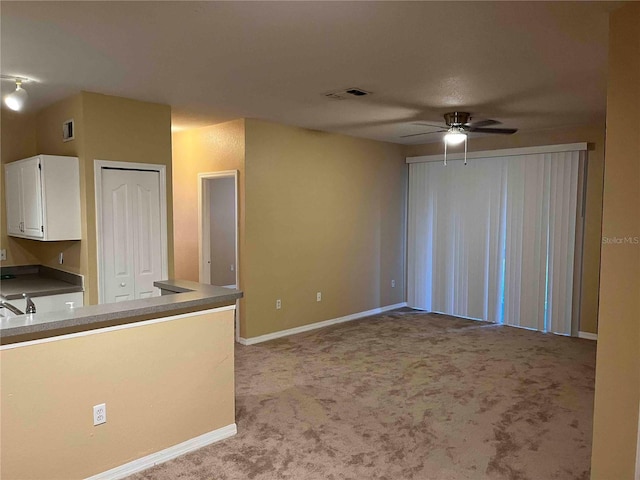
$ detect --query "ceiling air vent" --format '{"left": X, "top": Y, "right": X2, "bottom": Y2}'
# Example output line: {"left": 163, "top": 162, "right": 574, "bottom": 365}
{"left": 324, "top": 87, "right": 372, "bottom": 100}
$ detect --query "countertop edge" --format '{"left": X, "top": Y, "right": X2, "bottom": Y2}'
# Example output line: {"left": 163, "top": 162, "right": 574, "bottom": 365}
{"left": 1, "top": 280, "right": 242, "bottom": 344}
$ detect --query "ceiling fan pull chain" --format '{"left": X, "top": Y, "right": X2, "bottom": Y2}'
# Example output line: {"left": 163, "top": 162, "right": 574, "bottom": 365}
{"left": 464, "top": 137, "right": 468, "bottom": 165}
{"left": 444, "top": 140, "right": 448, "bottom": 166}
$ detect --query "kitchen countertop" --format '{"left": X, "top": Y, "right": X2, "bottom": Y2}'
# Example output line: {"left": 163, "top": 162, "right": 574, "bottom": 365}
{"left": 0, "top": 265, "right": 83, "bottom": 300}
{"left": 0, "top": 279, "right": 242, "bottom": 345}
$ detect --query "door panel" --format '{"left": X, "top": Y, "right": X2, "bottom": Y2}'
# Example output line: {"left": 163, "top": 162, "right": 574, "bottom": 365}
{"left": 132, "top": 172, "right": 162, "bottom": 299}
{"left": 102, "top": 172, "right": 135, "bottom": 303}
{"left": 5, "top": 162, "right": 22, "bottom": 235}
{"left": 20, "top": 158, "right": 44, "bottom": 238}
{"left": 100, "top": 168, "right": 162, "bottom": 303}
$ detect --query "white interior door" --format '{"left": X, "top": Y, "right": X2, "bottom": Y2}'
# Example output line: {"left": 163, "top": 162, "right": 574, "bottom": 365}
{"left": 101, "top": 168, "right": 162, "bottom": 303}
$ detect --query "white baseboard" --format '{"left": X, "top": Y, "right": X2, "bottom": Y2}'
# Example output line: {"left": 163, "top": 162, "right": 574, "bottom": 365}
{"left": 578, "top": 331, "right": 598, "bottom": 341}
{"left": 238, "top": 302, "right": 408, "bottom": 345}
{"left": 85, "top": 423, "right": 237, "bottom": 480}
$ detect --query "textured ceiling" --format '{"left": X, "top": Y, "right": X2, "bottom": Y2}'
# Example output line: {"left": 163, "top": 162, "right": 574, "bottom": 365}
{"left": 0, "top": 1, "right": 619, "bottom": 144}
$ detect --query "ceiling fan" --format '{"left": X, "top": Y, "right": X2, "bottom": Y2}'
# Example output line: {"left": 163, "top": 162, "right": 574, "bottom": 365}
{"left": 402, "top": 111, "right": 517, "bottom": 140}
{"left": 402, "top": 111, "right": 518, "bottom": 165}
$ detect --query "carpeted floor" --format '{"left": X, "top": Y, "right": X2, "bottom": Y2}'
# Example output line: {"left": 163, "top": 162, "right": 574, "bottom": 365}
{"left": 129, "top": 309, "right": 596, "bottom": 480}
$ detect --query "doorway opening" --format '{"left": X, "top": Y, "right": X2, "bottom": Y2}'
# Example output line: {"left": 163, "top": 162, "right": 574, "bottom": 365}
{"left": 198, "top": 171, "right": 239, "bottom": 288}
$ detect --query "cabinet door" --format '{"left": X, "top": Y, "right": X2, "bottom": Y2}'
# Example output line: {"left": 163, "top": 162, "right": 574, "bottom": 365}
{"left": 4, "top": 162, "right": 23, "bottom": 235}
{"left": 20, "top": 157, "right": 44, "bottom": 238}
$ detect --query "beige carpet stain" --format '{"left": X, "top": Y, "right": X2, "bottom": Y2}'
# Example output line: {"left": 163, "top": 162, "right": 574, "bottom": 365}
{"left": 129, "top": 310, "right": 596, "bottom": 480}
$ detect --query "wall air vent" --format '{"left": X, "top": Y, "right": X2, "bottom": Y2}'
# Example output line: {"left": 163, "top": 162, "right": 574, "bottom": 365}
{"left": 324, "top": 87, "right": 372, "bottom": 100}
{"left": 63, "top": 119, "right": 75, "bottom": 142}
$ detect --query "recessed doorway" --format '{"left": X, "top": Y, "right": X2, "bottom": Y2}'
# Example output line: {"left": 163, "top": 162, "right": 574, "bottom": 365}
{"left": 198, "top": 171, "right": 239, "bottom": 289}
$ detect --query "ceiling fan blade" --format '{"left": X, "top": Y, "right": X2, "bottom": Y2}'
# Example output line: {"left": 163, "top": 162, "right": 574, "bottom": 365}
{"left": 471, "top": 127, "right": 518, "bottom": 134}
{"left": 468, "top": 119, "right": 499, "bottom": 129}
{"left": 412, "top": 122, "right": 447, "bottom": 129}
{"left": 400, "top": 130, "right": 447, "bottom": 138}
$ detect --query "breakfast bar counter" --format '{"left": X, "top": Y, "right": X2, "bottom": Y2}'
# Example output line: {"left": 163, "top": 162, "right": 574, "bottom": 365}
{"left": 0, "top": 279, "right": 242, "bottom": 344}
{"left": 1, "top": 279, "right": 242, "bottom": 480}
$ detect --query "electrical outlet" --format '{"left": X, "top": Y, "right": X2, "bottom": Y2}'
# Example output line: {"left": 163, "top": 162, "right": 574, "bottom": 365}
{"left": 0, "top": 249, "right": 6, "bottom": 261}
{"left": 230, "top": 264, "right": 235, "bottom": 271}
{"left": 276, "top": 299, "right": 282, "bottom": 310}
{"left": 93, "top": 403, "right": 106, "bottom": 426}
{"left": 391, "top": 279, "right": 396, "bottom": 288}
{"left": 316, "top": 292, "right": 322, "bottom": 302}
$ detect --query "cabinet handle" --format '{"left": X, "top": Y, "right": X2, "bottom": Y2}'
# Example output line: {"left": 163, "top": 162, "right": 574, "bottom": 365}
{"left": 120, "top": 282, "right": 126, "bottom": 287}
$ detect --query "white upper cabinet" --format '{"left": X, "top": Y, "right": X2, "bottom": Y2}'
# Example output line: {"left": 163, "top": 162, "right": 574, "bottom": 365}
{"left": 4, "top": 155, "right": 81, "bottom": 241}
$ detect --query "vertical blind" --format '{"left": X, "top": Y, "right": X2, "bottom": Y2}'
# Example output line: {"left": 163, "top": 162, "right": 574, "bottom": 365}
{"left": 407, "top": 150, "right": 583, "bottom": 335}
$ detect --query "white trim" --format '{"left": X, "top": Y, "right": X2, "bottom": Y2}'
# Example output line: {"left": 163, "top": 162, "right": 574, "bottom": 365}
{"left": 1, "top": 306, "right": 235, "bottom": 351}
{"left": 238, "top": 302, "right": 407, "bottom": 345}
{"left": 94, "top": 160, "right": 169, "bottom": 304}
{"left": 85, "top": 423, "right": 237, "bottom": 480}
{"left": 406, "top": 142, "right": 588, "bottom": 164}
{"left": 578, "top": 331, "right": 598, "bottom": 341}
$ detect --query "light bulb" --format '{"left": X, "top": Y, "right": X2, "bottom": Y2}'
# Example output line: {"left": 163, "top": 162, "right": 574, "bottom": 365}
{"left": 444, "top": 129, "right": 467, "bottom": 145}
{"left": 5, "top": 81, "right": 28, "bottom": 111}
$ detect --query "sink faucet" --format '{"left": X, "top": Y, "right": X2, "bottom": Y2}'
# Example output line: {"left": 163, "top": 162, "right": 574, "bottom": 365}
{"left": 23, "top": 293, "right": 36, "bottom": 314}
{"left": 1, "top": 300, "right": 24, "bottom": 316}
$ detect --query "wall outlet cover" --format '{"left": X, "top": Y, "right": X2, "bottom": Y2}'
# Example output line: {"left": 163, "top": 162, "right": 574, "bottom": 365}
{"left": 93, "top": 403, "right": 106, "bottom": 426}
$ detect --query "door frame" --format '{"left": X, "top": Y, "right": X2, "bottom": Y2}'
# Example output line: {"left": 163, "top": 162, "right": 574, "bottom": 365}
{"left": 198, "top": 170, "right": 239, "bottom": 288}
{"left": 94, "top": 160, "right": 169, "bottom": 304}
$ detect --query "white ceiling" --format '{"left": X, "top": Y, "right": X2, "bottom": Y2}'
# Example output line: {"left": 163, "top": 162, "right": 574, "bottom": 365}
{"left": 1, "top": 1, "right": 620, "bottom": 144}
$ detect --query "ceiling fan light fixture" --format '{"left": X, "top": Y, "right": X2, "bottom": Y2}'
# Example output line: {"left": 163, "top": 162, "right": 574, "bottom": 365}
{"left": 443, "top": 126, "right": 468, "bottom": 166}
{"left": 4, "top": 79, "right": 28, "bottom": 111}
{"left": 444, "top": 127, "right": 467, "bottom": 145}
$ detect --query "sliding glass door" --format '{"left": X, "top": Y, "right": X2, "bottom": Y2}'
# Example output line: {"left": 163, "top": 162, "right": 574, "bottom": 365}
{"left": 407, "top": 148, "right": 585, "bottom": 335}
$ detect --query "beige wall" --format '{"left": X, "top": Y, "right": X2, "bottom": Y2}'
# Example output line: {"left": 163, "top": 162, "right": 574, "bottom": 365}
{"left": 1, "top": 96, "right": 84, "bottom": 273}
{"left": 404, "top": 124, "right": 605, "bottom": 334}
{"left": 34, "top": 94, "right": 85, "bottom": 274}
{"left": 172, "top": 119, "right": 407, "bottom": 339}
{"left": 1, "top": 92, "right": 173, "bottom": 305}
{"left": 0, "top": 108, "right": 39, "bottom": 266}
{"left": 244, "top": 119, "right": 406, "bottom": 338}
{"left": 0, "top": 308, "right": 235, "bottom": 480}
{"left": 81, "top": 92, "right": 174, "bottom": 304}
{"left": 172, "top": 119, "right": 245, "bottom": 283}
{"left": 591, "top": 3, "right": 640, "bottom": 478}
{"left": 172, "top": 118, "right": 246, "bottom": 331}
